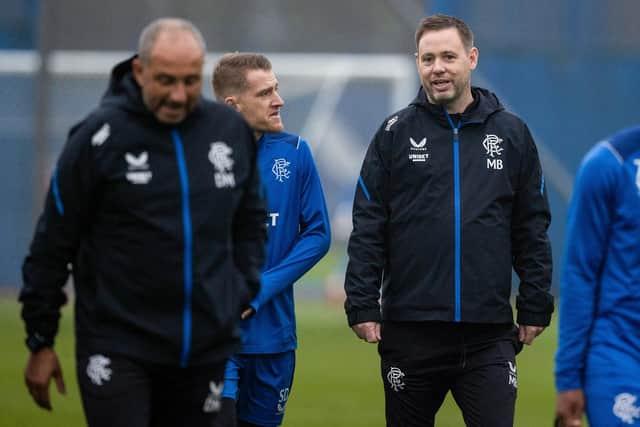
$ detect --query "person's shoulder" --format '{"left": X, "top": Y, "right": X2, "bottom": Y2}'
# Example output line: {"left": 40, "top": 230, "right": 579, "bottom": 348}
{"left": 575, "top": 141, "right": 624, "bottom": 191}
{"left": 491, "top": 108, "right": 528, "bottom": 130}
{"left": 198, "top": 98, "right": 247, "bottom": 123}
{"left": 264, "top": 132, "right": 317, "bottom": 165}
{"left": 198, "top": 98, "right": 237, "bottom": 115}
{"left": 73, "top": 102, "right": 144, "bottom": 142}
{"left": 606, "top": 125, "right": 640, "bottom": 162}
{"left": 67, "top": 106, "right": 117, "bottom": 142}
{"left": 265, "top": 131, "right": 303, "bottom": 148}
{"left": 199, "top": 97, "right": 228, "bottom": 111}
{"left": 195, "top": 99, "right": 254, "bottom": 145}
{"left": 582, "top": 140, "right": 628, "bottom": 171}
{"left": 487, "top": 109, "right": 537, "bottom": 150}
{"left": 378, "top": 105, "right": 418, "bottom": 134}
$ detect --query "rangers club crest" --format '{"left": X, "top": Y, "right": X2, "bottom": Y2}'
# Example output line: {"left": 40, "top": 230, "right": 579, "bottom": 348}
{"left": 208, "top": 142, "right": 236, "bottom": 188}
{"left": 272, "top": 158, "right": 291, "bottom": 182}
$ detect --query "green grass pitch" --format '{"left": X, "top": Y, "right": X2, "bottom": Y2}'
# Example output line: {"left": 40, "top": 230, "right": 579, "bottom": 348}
{"left": 1, "top": 297, "right": 560, "bottom": 426}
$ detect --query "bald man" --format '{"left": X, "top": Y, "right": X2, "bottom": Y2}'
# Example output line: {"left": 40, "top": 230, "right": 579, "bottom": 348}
{"left": 19, "top": 18, "right": 266, "bottom": 427}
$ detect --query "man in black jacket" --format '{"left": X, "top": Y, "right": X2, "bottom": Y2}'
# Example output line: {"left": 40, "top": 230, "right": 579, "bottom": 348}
{"left": 19, "top": 18, "right": 266, "bottom": 427}
{"left": 344, "top": 14, "right": 553, "bottom": 426}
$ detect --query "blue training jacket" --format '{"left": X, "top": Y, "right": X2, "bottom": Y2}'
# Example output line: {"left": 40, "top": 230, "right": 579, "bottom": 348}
{"left": 555, "top": 126, "right": 640, "bottom": 391}
{"left": 240, "top": 131, "right": 331, "bottom": 354}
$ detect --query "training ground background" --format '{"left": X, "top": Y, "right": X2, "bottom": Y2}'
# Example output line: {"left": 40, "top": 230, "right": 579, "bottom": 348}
{"left": 1, "top": 294, "right": 566, "bottom": 427}
{"left": 1, "top": 2, "right": 635, "bottom": 425}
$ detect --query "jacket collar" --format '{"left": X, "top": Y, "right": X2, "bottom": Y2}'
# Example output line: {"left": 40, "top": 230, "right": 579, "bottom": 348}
{"left": 409, "top": 86, "right": 504, "bottom": 128}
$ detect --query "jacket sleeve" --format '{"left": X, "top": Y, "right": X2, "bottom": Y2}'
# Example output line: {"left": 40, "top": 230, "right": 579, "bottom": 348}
{"left": 554, "top": 144, "right": 616, "bottom": 392}
{"left": 250, "top": 140, "right": 331, "bottom": 312}
{"left": 344, "top": 126, "right": 390, "bottom": 326}
{"left": 512, "top": 124, "right": 554, "bottom": 326}
{"left": 233, "top": 126, "right": 267, "bottom": 302}
{"left": 19, "top": 117, "right": 99, "bottom": 348}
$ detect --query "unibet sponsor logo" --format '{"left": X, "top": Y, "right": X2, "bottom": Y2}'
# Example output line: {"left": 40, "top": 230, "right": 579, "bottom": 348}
{"left": 125, "top": 151, "right": 152, "bottom": 184}
{"left": 203, "top": 381, "right": 223, "bottom": 413}
{"left": 409, "top": 136, "right": 430, "bottom": 163}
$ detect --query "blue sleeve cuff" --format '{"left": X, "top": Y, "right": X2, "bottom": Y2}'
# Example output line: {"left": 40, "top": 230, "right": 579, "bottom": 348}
{"left": 554, "top": 369, "right": 583, "bottom": 392}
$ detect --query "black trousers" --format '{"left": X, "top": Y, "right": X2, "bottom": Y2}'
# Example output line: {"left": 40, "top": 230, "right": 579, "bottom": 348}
{"left": 76, "top": 351, "right": 226, "bottom": 427}
{"left": 379, "top": 321, "right": 522, "bottom": 427}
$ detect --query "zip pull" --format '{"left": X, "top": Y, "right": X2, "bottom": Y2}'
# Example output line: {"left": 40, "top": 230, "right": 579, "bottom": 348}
{"left": 443, "top": 108, "right": 461, "bottom": 137}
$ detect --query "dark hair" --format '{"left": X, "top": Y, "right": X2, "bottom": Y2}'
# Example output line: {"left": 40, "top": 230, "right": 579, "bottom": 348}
{"left": 415, "top": 14, "right": 474, "bottom": 51}
{"left": 212, "top": 53, "right": 272, "bottom": 101}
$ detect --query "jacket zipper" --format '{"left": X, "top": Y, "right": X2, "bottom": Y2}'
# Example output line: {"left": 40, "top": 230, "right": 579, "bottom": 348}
{"left": 171, "top": 129, "right": 193, "bottom": 368}
{"left": 445, "top": 112, "right": 462, "bottom": 322}
{"left": 444, "top": 113, "right": 484, "bottom": 322}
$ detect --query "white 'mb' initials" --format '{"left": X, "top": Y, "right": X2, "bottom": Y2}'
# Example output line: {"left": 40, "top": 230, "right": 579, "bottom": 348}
{"left": 487, "top": 158, "right": 503, "bottom": 170}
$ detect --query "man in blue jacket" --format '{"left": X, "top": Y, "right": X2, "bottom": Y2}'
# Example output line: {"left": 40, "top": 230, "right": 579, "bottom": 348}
{"left": 555, "top": 126, "right": 640, "bottom": 427}
{"left": 344, "top": 14, "right": 553, "bottom": 426}
{"left": 212, "top": 53, "right": 331, "bottom": 427}
{"left": 19, "top": 18, "right": 266, "bottom": 427}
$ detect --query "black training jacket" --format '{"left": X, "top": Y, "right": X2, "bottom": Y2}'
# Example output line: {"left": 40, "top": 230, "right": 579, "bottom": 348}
{"left": 345, "top": 87, "right": 553, "bottom": 327}
{"left": 20, "top": 57, "right": 267, "bottom": 367}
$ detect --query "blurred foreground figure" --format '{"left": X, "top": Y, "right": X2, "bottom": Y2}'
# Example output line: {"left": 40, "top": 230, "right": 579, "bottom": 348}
{"left": 19, "top": 18, "right": 266, "bottom": 427}
{"left": 555, "top": 126, "right": 640, "bottom": 427}
{"left": 344, "top": 14, "right": 553, "bottom": 427}
{"left": 211, "top": 53, "right": 331, "bottom": 427}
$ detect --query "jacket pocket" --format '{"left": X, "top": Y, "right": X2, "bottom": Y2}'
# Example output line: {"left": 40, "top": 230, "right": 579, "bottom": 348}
{"left": 511, "top": 324, "right": 524, "bottom": 356}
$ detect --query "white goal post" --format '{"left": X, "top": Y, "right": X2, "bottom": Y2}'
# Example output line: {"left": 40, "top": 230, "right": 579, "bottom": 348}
{"left": 1, "top": 49, "right": 417, "bottom": 300}
{"left": 0, "top": 48, "right": 417, "bottom": 233}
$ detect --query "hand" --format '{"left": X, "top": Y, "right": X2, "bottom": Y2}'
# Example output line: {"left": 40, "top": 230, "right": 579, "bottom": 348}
{"left": 518, "top": 324, "right": 545, "bottom": 345}
{"left": 555, "top": 389, "right": 585, "bottom": 427}
{"left": 241, "top": 307, "right": 255, "bottom": 320}
{"left": 351, "top": 321, "right": 381, "bottom": 343}
{"left": 24, "top": 348, "right": 66, "bottom": 410}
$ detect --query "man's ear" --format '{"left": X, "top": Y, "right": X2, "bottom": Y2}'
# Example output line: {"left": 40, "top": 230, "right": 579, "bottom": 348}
{"left": 224, "top": 96, "right": 239, "bottom": 111}
{"left": 132, "top": 57, "right": 144, "bottom": 86}
{"left": 469, "top": 47, "right": 479, "bottom": 70}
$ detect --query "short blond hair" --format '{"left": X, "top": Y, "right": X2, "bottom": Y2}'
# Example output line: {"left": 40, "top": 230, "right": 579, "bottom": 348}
{"left": 212, "top": 53, "right": 272, "bottom": 101}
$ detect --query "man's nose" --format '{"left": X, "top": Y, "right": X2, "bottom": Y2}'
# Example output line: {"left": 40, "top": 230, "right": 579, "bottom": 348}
{"left": 273, "top": 91, "right": 284, "bottom": 107}
{"left": 433, "top": 58, "right": 446, "bottom": 73}
{"left": 169, "top": 82, "right": 187, "bottom": 104}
